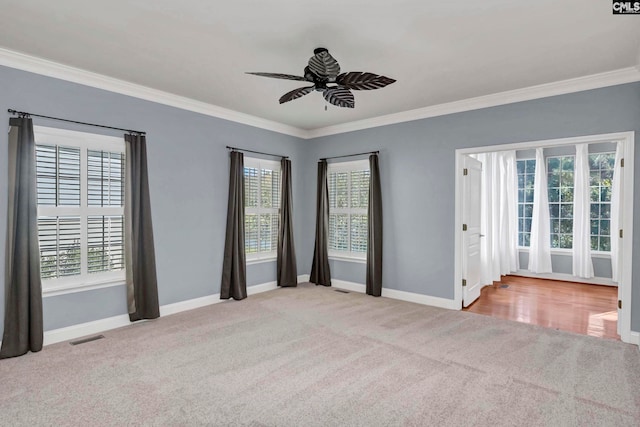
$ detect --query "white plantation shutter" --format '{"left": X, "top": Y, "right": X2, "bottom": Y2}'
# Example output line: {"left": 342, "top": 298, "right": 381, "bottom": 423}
{"left": 245, "top": 167, "right": 259, "bottom": 208}
{"left": 88, "top": 150, "right": 124, "bottom": 206}
{"left": 87, "top": 215, "right": 124, "bottom": 273}
{"left": 37, "top": 216, "right": 82, "bottom": 279}
{"left": 244, "top": 158, "right": 281, "bottom": 259}
{"left": 327, "top": 160, "right": 370, "bottom": 257}
{"left": 36, "top": 145, "right": 81, "bottom": 206}
{"left": 34, "top": 126, "right": 126, "bottom": 291}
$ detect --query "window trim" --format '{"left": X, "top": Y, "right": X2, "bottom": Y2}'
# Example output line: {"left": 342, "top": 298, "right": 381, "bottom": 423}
{"left": 243, "top": 156, "right": 281, "bottom": 262}
{"left": 327, "top": 159, "right": 369, "bottom": 261}
{"left": 34, "top": 126, "right": 126, "bottom": 295}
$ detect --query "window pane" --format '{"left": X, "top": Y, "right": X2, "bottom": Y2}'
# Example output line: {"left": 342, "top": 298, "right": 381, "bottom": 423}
{"left": 87, "top": 215, "right": 124, "bottom": 273}
{"left": 58, "top": 147, "right": 81, "bottom": 206}
{"left": 350, "top": 214, "right": 368, "bottom": 253}
{"left": 38, "top": 216, "right": 81, "bottom": 279}
{"left": 260, "top": 168, "right": 280, "bottom": 209}
{"left": 245, "top": 214, "right": 258, "bottom": 254}
{"left": 517, "top": 159, "right": 536, "bottom": 247}
{"left": 36, "top": 145, "right": 80, "bottom": 206}
{"left": 88, "top": 151, "right": 124, "bottom": 206}
{"left": 350, "top": 170, "right": 370, "bottom": 209}
{"left": 559, "top": 234, "right": 573, "bottom": 249}
{"left": 335, "top": 172, "right": 349, "bottom": 208}
{"left": 244, "top": 167, "right": 259, "bottom": 208}
{"left": 329, "top": 214, "right": 348, "bottom": 251}
{"left": 589, "top": 152, "right": 615, "bottom": 252}
{"left": 259, "top": 214, "right": 277, "bottom": 252}
{"left": 547, "top": 157, "right": 560, "bottom": 174}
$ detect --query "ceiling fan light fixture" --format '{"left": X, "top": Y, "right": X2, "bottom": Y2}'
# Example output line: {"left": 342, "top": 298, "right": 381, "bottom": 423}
{"left": 247, "top": 48, "right": 396, "bottom": 109}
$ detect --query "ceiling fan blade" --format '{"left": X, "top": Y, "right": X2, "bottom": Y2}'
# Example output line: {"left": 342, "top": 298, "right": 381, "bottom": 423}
{"left": 336, "top": 72, "right": 396, "bottom": 90}
{"left": 308, "top": 50, "right": 341, "bottom": 79}
{"left": 279, "top": 86, "right": 315, "bottom": 104}
{"left": 246, "top": 72, "right": 309, "bottom": 81}
{"left": 323, "top": 87, "right": 354, "bottom": 108}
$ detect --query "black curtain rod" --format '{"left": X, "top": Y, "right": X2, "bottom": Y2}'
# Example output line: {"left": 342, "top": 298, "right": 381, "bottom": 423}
{"left": 320, "top": 150, "right": 379, "bottom": 161}
{"left": 226, "top": 146, "right": 288, "bottom": 159}
{"left": 8, "top": 109, "right": 146, "bottom": 135}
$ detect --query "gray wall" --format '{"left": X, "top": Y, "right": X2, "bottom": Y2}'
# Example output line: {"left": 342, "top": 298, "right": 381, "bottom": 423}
{"left": 300, "top": 82, "right": 640, "bottom": 331}
{"left": 1, "top": 63, "right": 639, "bottom": 336}
{"left": 0, "top": 65, "right": 304, "bottom": 332}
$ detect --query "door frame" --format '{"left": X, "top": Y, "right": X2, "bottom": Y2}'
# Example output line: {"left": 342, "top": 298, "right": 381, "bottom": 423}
{"left": 453, "top": 131, "right": 635, "bottom": 344}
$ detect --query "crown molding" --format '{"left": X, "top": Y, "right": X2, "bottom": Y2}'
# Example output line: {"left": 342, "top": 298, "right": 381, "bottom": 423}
{"left": 2, "top": 48, "right": 639, "bottom": 141}
{"left": 305, "top": 67, "right": 640, "bottom": 139}
{"left": 0, "top": 47, "right": 307, "bottom": 139}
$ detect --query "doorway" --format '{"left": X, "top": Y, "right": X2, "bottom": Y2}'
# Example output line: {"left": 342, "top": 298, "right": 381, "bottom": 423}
{"left": 454, "top": 132, "right": 635, "bottom": 343}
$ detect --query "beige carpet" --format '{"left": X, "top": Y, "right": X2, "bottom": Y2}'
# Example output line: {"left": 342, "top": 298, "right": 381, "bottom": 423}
{"left": 1, "top": 282, "right": 639, "bottom": 426}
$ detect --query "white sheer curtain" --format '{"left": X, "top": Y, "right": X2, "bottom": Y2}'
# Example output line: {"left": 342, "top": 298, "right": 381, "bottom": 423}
{"left": 478, "top": 151, "right": 519, "bottom": 284}
{"left": 610, "top": 141, "right": 624, "bottom": 282}
{"left": 572, "top": 144, "right": 594, "bottom": 278}
{"left": 528, "top": 147, "right": 553, "bottom": 273}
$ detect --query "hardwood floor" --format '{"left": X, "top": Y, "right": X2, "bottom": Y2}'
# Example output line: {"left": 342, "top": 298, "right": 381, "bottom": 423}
{"left": 463, "top": 275, "right": 619, "bottom": 340}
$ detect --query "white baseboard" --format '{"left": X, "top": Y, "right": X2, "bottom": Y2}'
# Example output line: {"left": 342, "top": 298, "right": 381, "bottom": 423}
{"left": 513, "top": 270, "right": 617, "bottom": 286}
{"left": 159, "top": 294, "right": 222, "bottom": 317}
{"left": 41, "top": 280, "right": 280, "bottom": 347}
{"left": 630, "top": 331, "right": 640, "bottom": 346}
{"left": 247, "top": 281, "right": 278, "bottom": 295}
{"left": 332, "top": 279, "right": 459, "bottom": 310}
{"left": 43, "top": 314, "right": 131, "bottom": 346}
{"left": 298, "top": 274, "right": 310, "bottom": 283}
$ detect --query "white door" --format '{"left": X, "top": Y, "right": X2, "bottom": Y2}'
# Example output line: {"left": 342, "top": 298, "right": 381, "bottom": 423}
{"left": 462, "top": 155, "right": 483, "bottom": 307}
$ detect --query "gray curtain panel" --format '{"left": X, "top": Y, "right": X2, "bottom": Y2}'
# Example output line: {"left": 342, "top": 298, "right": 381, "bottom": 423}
{"left": 366, "top": 154, "right": 383, "bottom": 296}
{"left": 0, "top": 117, "right": 43, "bottom": 359}
{"left": 124, "top": 133, "right": 160, "bottom": 322}
{"left": 221, "top": 151, "right": 247, "bottom": 300}
{"left": 310, "top": 160, "right": 331, "bottom": 286}
{"left": 277, "top": 158, "right": 298, "bottom": 287}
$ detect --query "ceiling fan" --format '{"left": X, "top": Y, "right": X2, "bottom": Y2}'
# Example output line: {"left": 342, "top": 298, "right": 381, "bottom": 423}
{"left": 247, "top": 48, "right": 396, "bottom": 109}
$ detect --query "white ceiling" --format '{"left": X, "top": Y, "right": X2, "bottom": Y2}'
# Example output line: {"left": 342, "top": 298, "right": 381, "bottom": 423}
{"left": 1, "top": 0, "right": 640, "bottom": 133}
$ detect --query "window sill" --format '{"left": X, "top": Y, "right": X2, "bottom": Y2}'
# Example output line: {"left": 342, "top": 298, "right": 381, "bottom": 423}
{"left": 329, "top": 254, "right": 367, "bottom": 264}
{"left": 517, "top": 247, "right": 611, "bottom": 259}
{"left": 42, "top": 278, "right": 126, "bottom": 297}
{"left": 246, "top": 256, "right": 277, "bottom": 265}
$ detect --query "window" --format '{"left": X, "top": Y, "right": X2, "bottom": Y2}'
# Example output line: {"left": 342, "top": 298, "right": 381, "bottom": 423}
{"left": 517, "top": 151, "right": 616, "bottom": 252}
{"left": 547, "top": 155, "right": 574, "bottom": 249}
{"left": 35, "top": 126, "right": 125, "bottom": 292}
{"left": 589, "top": 153, "right": 615, "bottom": 252}
{"left": 516, "top": 159, "right": 536, "bottom": 246}
{"left": 328, "top": 160, "right": 370, "bottom": 259}
{"left": 244, "top": 157, "right": 280, "bottom": 261}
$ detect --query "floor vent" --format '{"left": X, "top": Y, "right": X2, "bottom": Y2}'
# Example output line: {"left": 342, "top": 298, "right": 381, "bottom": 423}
{"left": 500, "top": 285, "right": 509, "bottom": 289}
{"left": 334, "top": 289, "right": 350, "bottom": 294}
{"left": 70, "top": 335, "right": 105, "bottom": 346}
